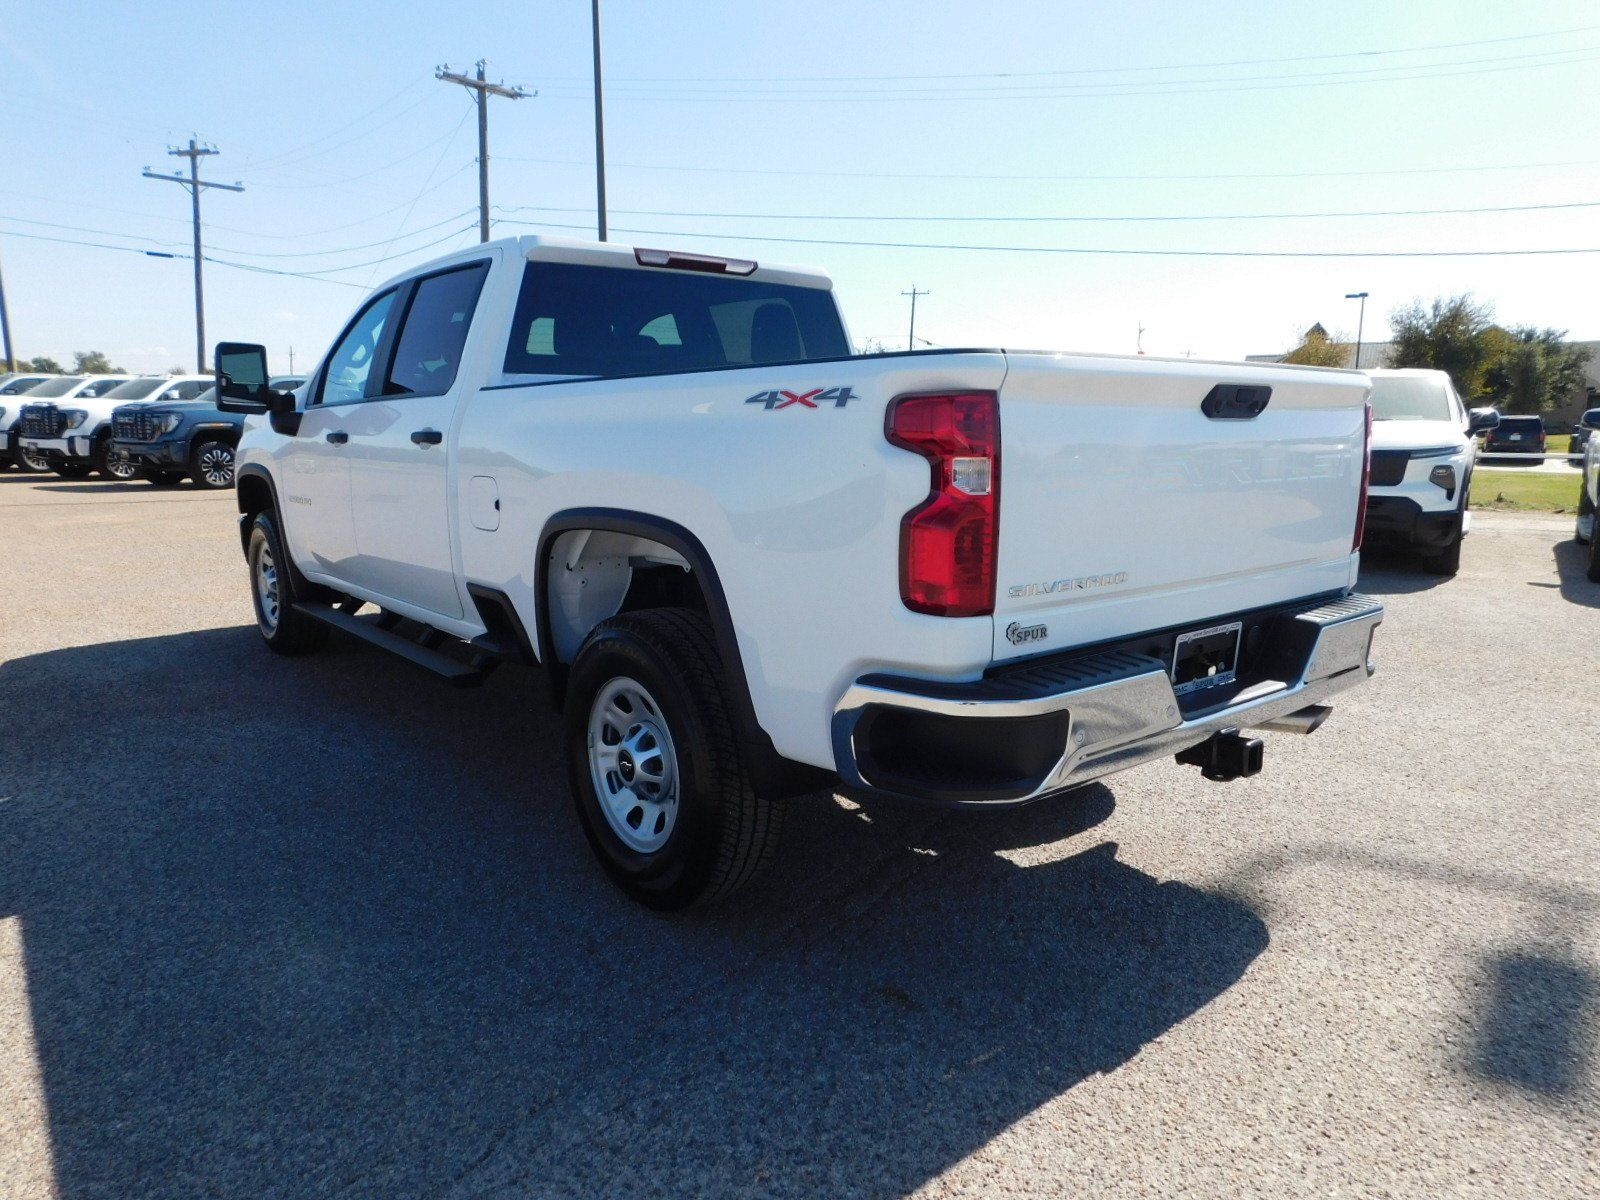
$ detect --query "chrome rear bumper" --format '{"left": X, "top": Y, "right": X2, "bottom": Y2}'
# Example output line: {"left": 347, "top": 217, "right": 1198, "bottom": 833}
{"left": 831, "top": 592, "right": 1383, "bottom": 806}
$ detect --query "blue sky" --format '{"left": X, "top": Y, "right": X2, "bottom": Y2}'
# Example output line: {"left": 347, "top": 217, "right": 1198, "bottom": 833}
{"left": 3, "top": 0, "right": 1599, "bottom": 373}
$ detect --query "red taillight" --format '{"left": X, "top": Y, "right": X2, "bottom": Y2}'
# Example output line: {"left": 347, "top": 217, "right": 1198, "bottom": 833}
{"left": 887, "top": 391, "right": 999, "bottom": 617}
{"left": 1354, "top": 400, "right": 1372, "bottom": 552}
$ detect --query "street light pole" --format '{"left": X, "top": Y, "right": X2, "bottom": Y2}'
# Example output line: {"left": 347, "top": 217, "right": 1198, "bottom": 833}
{"left": 0, "top": 238, "right": 15, "bottom": 372}
{"left": 1345, "top": 291, "right": 1369, "bottom": 370}
{"left": 591, "top": 0, "right": 608, "bottom": 241}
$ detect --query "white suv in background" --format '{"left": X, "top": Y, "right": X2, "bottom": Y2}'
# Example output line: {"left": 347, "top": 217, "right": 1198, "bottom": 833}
{"left": 1360, "top": 368, "right": 1497, "bottom": 576}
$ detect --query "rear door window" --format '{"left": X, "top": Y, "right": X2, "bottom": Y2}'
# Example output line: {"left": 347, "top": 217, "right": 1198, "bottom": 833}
{"left": 383, "top": 262, "right": 490, "bottom": 398}
{"left": 504, "top": 261, "right": 849, "bottom": 378}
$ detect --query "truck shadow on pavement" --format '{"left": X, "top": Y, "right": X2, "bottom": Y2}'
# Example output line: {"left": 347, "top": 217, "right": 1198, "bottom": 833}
{"left": 1552, "top": 538, "right": 1600, "bottom": 609}
{"left": 0, "top": 626, "right": 1268, "bottom": 1200}
{"left": 1354, "top": 550, "right": 1453, "bottom": 594}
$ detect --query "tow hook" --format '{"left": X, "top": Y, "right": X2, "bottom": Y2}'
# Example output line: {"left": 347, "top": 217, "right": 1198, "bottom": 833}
{"left": 1176, "top": 728, "right": 1264, "bottom": 782}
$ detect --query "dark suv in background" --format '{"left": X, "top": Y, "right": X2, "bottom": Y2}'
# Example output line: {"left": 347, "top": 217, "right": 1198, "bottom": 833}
{"left": 1482, "top": 414, "right": 1546, "bottom": 464}
{"left": 110, "top": 375, "right": 304, "bottom": 488}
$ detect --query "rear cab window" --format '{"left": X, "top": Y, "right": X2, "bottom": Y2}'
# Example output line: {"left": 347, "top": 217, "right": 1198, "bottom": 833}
{"left": 503, "top": 261, "right": 849, "bottom": 379}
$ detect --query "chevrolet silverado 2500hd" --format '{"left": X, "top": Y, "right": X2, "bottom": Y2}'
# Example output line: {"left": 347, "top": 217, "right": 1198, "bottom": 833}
{"left": 215, "top": 235, "right": 1382, "bottom": 908}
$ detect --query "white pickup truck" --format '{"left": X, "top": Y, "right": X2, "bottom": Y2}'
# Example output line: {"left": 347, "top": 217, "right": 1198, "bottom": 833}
{"left": 215, "top": 235, "right": 1383, "bottom": 908}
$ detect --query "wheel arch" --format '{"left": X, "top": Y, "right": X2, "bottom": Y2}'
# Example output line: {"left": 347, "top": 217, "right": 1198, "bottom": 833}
{"left": 534, "top": 507, "right": 830, "bottom": 798}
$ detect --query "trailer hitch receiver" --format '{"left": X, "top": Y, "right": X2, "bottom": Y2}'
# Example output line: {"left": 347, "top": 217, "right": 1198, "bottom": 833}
{"left": 1175, "top": 728, "right": 1264, "bottom": 782}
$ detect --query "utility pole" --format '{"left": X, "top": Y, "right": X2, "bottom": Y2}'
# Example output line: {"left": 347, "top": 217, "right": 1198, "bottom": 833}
{"left": 143, "top": 138, "right": 243, "bottom": 373}
{"left": 288, "top": 346, "right": 295, "bottom": 374}
{"left": 0, "top": 238, "right": 15, "bottom": 372}
{"left": 437, "top": 61, "right": 532, "bottom": 243}
{"left": 901, "top": 286, "right": 929, "bottom": 351}
{"left": 592, "top": 0, "right": 608, "bottom": 240}
{"left": 1345, "top": 291, "right": 1369, "bottom": 369}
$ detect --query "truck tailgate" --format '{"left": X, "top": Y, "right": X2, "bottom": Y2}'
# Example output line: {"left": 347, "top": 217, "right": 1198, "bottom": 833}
{"left": 993, "top": 353, "right": 1368, "bottom": 662}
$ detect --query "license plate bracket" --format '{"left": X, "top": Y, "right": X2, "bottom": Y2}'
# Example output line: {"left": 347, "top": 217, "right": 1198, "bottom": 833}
{"left": 1171, "top": 621, "right": 1243, "bottom": 696}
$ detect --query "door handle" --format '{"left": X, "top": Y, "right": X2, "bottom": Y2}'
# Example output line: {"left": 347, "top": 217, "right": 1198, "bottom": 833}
{"left": 411, "top": 429, "right": 443, "bottom": 446}
{"left": 325, "top": 430, "right": 348, "bottom": 444}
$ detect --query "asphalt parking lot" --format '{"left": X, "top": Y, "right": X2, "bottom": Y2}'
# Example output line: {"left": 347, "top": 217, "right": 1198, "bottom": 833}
{"left": 1, "top": 473, "right": 1596, "bottom": 1199}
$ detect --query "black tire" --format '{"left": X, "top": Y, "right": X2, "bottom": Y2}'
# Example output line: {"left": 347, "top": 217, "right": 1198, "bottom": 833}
{"left": 1588, "top": 515, "right": 1600, "bottom": 583}
{"left": 1577, "top": 484, "right": 1594, "bottom": 545}
{"left": 145, "top": 470, "right": 185, "bottom": 487}
{"left": 190, "top": 439, "right": 236, "bottom": 489}
{"left": 51, "top": 462, "right": 92, "bottom": 479}
{"left": 14, "top": 444, "right": 49, "bottom": 473}
{"left": 246, "top": 509, "right": 329, "bottom": 655}
{"left": 1426, "top": 526, "right": 1462, "bottom": 576}
{"left": 565, "top": 607, "right": 781, "bottom": 910}
{"left": 94, "top": 434, "right": 138, "bottom": 480}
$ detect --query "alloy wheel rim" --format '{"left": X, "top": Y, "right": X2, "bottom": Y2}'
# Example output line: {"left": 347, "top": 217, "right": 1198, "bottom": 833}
{"left": 201, "top": 446, "right": 234, "bottom": 487}
{"left": 20, "top": 448, "right": 48, "bottom": 471}
{"left": 105, "top": 455, "right": 138, "bottom": 480}
{"left": 255, "top": 543, "right": 280, "bottom": 633}
{"left": 587, "top": 676, "right": 680, "bottom": 854}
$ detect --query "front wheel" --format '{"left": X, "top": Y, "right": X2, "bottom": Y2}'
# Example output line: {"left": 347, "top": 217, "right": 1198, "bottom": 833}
{"left": 96, "top": 436, "right": 138, "bottom": 480}
{"left": 565, "top": 608, "right": 782, "bottom": 910}
{"left": 246, "top": 510, "right": 328, "bottom": 655}
{"left": 15, "top": 444, "right": 50, "bottom": 472}
{"left": 1588, "top": 515, "right": 1600, "bottom": 583}
{"left": 191, "top": 439, "right": 236, "bottom": 489}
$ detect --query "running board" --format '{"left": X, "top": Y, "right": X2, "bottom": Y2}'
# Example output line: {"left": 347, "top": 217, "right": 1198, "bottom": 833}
{"left": 292, "top": 602, "right": 492, "bottom": 687}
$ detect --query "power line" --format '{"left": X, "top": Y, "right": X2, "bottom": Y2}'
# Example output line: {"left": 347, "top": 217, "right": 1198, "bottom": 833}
{"left": 237, "top": 80, "right": 430, "bottom": 171}
{"left": 490, "top": 217, "right": 1600, "bottom": 258}
{"left": 142, "top": 138, "right": 244, "bottom": 372}
{"left": 560, "top": 40, "right": 1600, "bottom": 95}
{"left": 533, "top": 21, "right": 1600, "bottom": 83}
{"left": 0, "top": 210, "right": 480, "bottom": 261}
{"left": 529, "top": 48, "right": 1600, "bottom": 102}
{"left": 490, "top": 154, "right": 1600, "bottom": 185}
{"left": 495, "top": 195, "right": 1600, "bottom": 227}
{"left": 0, "top": 228, "right": 370, "bottom": 288}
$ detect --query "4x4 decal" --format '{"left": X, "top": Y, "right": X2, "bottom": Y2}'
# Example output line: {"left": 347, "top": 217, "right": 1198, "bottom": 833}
{"left": 745, "top": 387, "right": 859, "bottom": 411}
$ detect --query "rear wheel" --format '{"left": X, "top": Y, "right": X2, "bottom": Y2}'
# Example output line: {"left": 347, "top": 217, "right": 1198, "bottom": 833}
{"left": 565, "top": 608, "right": 781, "bottom": 910}
{"left": 191, "top": 439, "right": 236, "bottom": 489}
{"left": 247, "top": 509, "right": 328, "bottom": 655}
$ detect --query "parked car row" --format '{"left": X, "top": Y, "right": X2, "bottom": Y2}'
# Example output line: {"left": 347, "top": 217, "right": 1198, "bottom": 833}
{"left": 0, "top": 371, "right": 303, "bottom": 488}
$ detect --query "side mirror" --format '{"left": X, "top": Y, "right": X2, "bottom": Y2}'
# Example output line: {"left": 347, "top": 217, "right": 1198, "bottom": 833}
{"left": 1468, "top": 408, "right": 1500, "bottom": 435}
{"left": 1582, "top": 409, "right": 1600, "bottom": 432}
{"left": 215, "top": 342, "right": 293, "bottom": 414}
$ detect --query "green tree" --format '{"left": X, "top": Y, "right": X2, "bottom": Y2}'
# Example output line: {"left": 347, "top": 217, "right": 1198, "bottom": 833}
{"left": 20, "top": 355, "right": 64, "bottom": 373}
{"left": 72, "top": 350, "right": 125, "bottom": 374}
{"left": 1283, "top": 324, "right": 1348, "bottom": 367}
{"left": 1481, "top": 326, "right": 1592, "bottom": 413}
{"left": 1388, "top": 294, "right": 1495, "bottom": 396}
